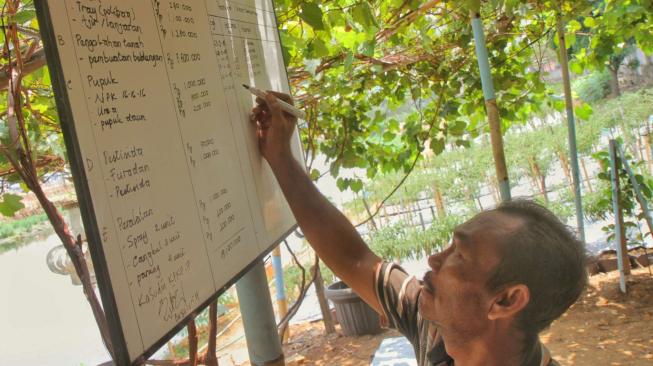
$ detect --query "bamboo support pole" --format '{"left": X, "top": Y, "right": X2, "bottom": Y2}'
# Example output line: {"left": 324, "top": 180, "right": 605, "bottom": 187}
{"left": 556, "top": 18, "right": 585, "bottom": 243}
{"left": 470, "top": 11, "right": 511, "bottom": 202}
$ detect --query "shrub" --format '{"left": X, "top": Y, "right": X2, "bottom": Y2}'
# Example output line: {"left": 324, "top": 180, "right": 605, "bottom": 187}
{"left": 369, "top": 214, "right": 463, "bottom": 261}
{"left": 573, "top": 70, "right": 611, "bottom": 103}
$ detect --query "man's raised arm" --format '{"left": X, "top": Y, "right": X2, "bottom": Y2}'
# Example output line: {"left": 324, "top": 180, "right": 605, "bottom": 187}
{"left": 250, "top": 92, "right": 383, "bottom": 314}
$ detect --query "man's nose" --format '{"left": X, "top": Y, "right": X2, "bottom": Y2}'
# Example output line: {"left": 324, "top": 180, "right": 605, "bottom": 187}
{"left": 428, "top": 251, "right": 444, "bottom": 272}
{"left": 428, "top": 245, "right": 452, "bottom": 272}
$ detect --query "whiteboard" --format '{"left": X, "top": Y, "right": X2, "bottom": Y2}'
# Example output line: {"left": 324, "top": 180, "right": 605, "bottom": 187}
{"left": 34, "top": 0, "right": 302, "bottom": 364}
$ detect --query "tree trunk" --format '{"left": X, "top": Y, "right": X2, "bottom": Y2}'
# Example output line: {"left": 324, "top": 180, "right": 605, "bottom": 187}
{"left": 466, "top": 189, "right": 478, "bottom": 211}
{"left": 528, "top": 156, "right": 549, "bottom": 204}
{"left": 531, "top": 159, "right": 548, "bottom": 203}
{"left": 539, "top": 174, "right": 548, "bottom": 204}
{"left": 636, "top": 124, "right": 645, "bottom": 162}
{"left": 361, "top": 196, "right": 378, "bottom": 231}
{"left": 620, "top": 125, "right": 640, "bottom": 163}
{"left": 645, "top": 130, "right": 653, "bottom": 174}
{"left": 526, "top": 160, "right": 540, "bottom": 193}
{"left": 609, "top": 66, "right": 621, "bottom": 97}
{"left": 580, "top": 157, "right": 593, "bottom": 193}
{"left": 487, "top": 175, "right": 500, "bottom": 205}
{"left": 314, "top": 266, "right": 336, "bottom": 334}
{"left": 433, "top": 186, "right": 446, "bottom": 218}
{"left": 528, "top": 175, "right": 539, "bottom": 194}
{"left": 557, "top": 150, "right": 573, "bottom": 191}
{"left": 642, "top": 54, "right": 653, "bottom": 80}
{"left": 187, "top": 320, "right": 198, "bottom": 366}
{"left": 29, "top": 174, "right": 115, "bottom": 358}
{"left": 382, "top": 206, "right": 389, "bottom": 226}
{"left": 399, "top": 198, "right": 407, "bottom": 222}
{"left": 202, "top": 301, "right": 219, "bottom": 366}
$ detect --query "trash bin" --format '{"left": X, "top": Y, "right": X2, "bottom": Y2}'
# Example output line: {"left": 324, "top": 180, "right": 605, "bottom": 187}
{"left": 324, "top": 280, "right": 381, "bottom": 336}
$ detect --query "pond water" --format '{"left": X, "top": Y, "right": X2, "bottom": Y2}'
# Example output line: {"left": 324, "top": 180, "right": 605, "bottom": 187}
{"left": 0, "top": 233, "right": 110, "bottom": 366}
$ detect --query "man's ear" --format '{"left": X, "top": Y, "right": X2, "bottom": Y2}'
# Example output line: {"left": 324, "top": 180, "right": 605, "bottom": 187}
{"left": 488, "top": 284, "right": 530, "bottom": 321}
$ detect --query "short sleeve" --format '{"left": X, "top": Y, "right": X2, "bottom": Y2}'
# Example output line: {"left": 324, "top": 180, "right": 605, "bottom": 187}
{"left": 374, "top": 261, "right": 422, "bottom": 344}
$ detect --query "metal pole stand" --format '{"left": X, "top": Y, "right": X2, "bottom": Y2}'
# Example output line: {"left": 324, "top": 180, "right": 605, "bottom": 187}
{"left": 236, "top": 259, "right": 285, "bottom": 366}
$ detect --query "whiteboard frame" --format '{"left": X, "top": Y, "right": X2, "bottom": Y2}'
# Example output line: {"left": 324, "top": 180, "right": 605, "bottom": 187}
{"left": 34, "top": 1, "right": 298, "bottom": 364}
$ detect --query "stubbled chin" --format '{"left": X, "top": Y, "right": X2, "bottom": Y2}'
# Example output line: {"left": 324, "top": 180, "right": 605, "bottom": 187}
{"left": 418, "top": 291, "right": 435, "bottom": 321}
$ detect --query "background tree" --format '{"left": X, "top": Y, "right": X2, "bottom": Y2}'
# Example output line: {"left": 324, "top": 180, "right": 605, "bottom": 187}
{"left": 571, "top": 0, "right": 653, "bottom": 97}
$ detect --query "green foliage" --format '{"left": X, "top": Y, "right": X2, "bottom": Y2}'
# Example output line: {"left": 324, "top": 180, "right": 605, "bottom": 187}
{"left": 318, "top": 261, "right": 336, "bottom": 285}
{"left": 0, "top": 193, "right": 25, "bottom": 217}
{"left": 570, "top": 0, "right": 653, "bottom": 80}
{"left": 276, "top": 0, "right": 567, "bottom": 191}
{"left": 0, "top": 212, "right": 45, "bottom": 238}
{"left": 369, "top": 214, "right": 462, "bottom": 261}
{"left": 572, "top": 70, "right": 611, "bottom": 103}
{"left": 582, "top": 180, "right": 613, "bottom": 222}
{"left": 589, "top": 144, "right": 653, "bottom": 244}
{"left": 368, "top": 222, "right": 409, "bottom": 260}
{"left": 283, "top": 261, "right": 308, "bottom": 303}
{"left": 574, "top": 103, "right": 594, "bottom": 121}
{"left": 348, "top": 86, "right": 653, "bottom": 264}
{"left": 190, "top": 292, "right": 235, "bottom": 329}
{"left": 218, "top": 292, "right": 235, "bottom": 307}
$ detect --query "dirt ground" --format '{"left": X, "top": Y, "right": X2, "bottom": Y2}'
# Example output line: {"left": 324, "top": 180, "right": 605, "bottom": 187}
{"left": 541, "top": 267, "right": 653, "bottom": 365}
{"left": 276, "top": 267, "right": 653, "bottom": 366}
{"left": 282, "top": 325, "right": 401, "bottom": 365}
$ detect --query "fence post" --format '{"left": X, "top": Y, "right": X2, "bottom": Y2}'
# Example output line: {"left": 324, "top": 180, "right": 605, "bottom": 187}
{"left": 609, "top": 140, "right": 629, "bottom": 293}
{"left": 617, "top": 143, "right": 653, "bottom": 236}
{"left": 419, "top": 212, "right": 426, "bottom": 231}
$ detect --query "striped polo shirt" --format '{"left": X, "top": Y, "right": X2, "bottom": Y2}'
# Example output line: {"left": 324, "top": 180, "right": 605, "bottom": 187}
{"left": 374, "top": 262, "right": 560, "bottom": 366}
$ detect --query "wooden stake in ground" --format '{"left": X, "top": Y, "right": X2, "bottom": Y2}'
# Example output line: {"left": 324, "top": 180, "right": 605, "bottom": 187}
{"left": 314, "top": 263, "right": 336, "bottom": 334}
{"left": 609, "top": 140, "right": 631, "bottom": 294}
{"left": 203, "top": 301, "right": 219, "bottom": 366}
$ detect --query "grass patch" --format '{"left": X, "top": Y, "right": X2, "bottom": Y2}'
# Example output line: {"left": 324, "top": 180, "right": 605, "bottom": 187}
{"left": 0, "top": 213, "right": 52, "bottom": 255}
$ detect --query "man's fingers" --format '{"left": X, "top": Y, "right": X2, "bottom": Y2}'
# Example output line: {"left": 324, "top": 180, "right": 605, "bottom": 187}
{"left": 266, "top": 92, "right": 297, "bottom": 122}
{"left": 252, "top": 105, "right": 267, "bottom": 118}
{"left": 255, "top": 96, "right": 267, "bottom": 107}
{"left": 267, "top": 91, "right": 293, "bottom": 105}
{"left": 265, "top": 93, "right": 285, "bottom": 120}
{"left": 250, "top": 107, "right": 271, "bottom": 129}
{"left": 252, "top": 91, "right": 295, "bottom": 131}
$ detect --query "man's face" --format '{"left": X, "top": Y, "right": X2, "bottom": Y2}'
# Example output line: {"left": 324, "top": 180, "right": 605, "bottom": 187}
{"left": 418, "top": 210, "right": 521, "bottom": 339}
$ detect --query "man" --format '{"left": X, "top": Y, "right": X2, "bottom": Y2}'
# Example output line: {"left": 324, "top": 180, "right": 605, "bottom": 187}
{"left": 250, "top": 92, "right": 587, "bottom": 366}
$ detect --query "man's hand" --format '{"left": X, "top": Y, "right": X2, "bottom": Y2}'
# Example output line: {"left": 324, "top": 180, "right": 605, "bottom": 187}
{"left": 250, "top": 91, "right": 297, "bottom": 167}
